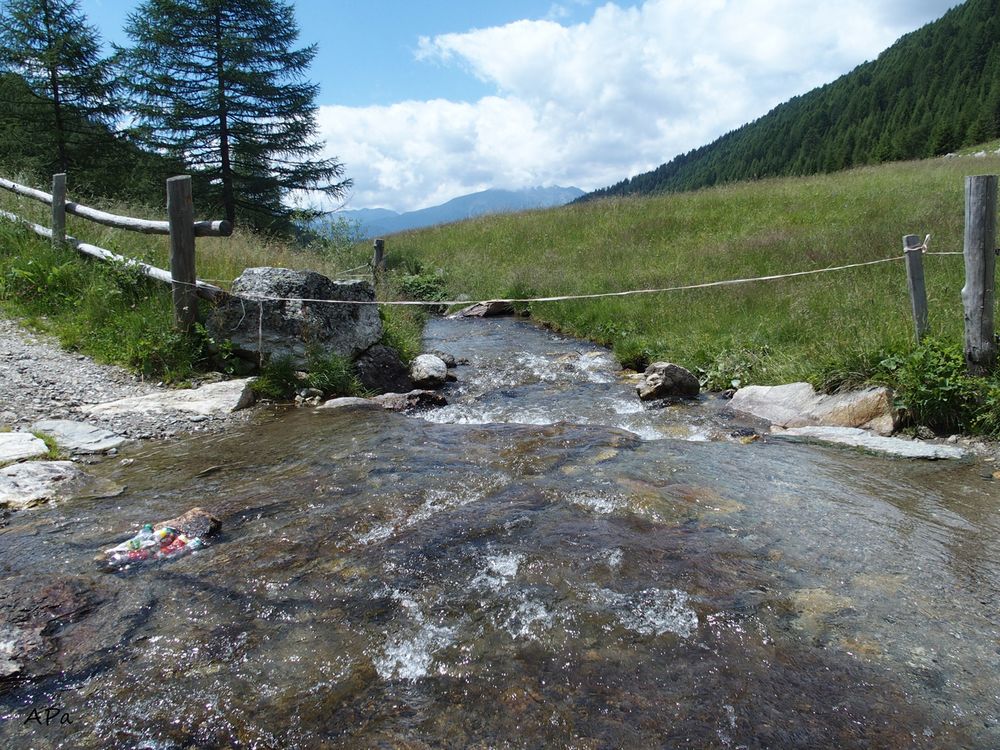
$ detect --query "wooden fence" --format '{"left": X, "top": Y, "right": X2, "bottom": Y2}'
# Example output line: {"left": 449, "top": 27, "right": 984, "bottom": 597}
{"left": 0, "top": 173, "right": 231, "bottom": 329}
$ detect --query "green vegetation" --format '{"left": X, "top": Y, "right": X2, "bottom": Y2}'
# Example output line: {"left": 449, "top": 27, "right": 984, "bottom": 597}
{"left": 251, "top": 349, "right": 363, "bottom": 401}
{"left": 0, "top": 181, "right": 422, "bottom": 387}
{"left": 584, "top": 0, "right": 1000, "bottom": 202}
{"left": 388, "top": 152, "right": 1000, "bottom": 435}
{"left": 0, "top": 0, "right": 118, "bottom": 173}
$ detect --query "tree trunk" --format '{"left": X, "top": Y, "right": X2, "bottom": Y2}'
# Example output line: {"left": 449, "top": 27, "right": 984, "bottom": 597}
{"left": 213, "top": 9, "right": 235, "bottom": 226}
{"left": 41, "top": 0, "right": 67, "bottom": 172}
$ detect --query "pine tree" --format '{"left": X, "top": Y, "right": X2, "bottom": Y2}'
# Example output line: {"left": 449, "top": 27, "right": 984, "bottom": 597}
{"left": 121, "top": 0, "right": 350, "bottom": 231}
{"left": 0, "top": 0, "right": 118, "bottom": 172}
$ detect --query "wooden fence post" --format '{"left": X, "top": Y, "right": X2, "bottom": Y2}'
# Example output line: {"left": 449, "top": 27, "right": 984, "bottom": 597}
{"left": 903, "top": 234, "right": 929, "bottom": 343}
{"left": 373, "top": 238, "right": 385, "bottom": 282}
{"left": 166, "top": 175, "right": 197, "bottom": 331}
{"left": 962, "top": 174, "right": 998, "bottom": 376}
{"left": 51, "top": 173, "right": 66, "bottom": 249}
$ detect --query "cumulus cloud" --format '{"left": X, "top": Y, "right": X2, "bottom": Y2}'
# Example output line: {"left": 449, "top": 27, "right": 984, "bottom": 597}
{"left": 316, "top": 0, "right": 958, "bottom": 212}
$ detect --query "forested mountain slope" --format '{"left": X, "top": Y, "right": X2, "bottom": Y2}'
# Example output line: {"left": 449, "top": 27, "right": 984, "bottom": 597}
{"left": 582, "top": 0, "right": 998, "bottom": 201}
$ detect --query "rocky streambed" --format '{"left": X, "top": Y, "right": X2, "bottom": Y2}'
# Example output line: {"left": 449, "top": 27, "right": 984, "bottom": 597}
{"left": 2, "top": 313, "right": 1000, "bottom": 748}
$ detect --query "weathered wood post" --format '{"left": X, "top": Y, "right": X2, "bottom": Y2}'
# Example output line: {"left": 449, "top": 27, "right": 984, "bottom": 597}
{"left": 373, "top": 238, "right": 385, "bottom": 282}
{"left": 51, "top": 173, "right": 66, "bottom": 249}
{"left": 903, "top": 234, "right": 929, "bottom": 342}
{"left": 962, "top": 174, "right": 998, "bottom": 376}
{"left": 166, "top": 175, "right": 197, "bottom": 331}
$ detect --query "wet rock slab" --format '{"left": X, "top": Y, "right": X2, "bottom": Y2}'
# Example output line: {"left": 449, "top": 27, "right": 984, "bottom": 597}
{"left": 317, "top": 397, "right": 383, "bottom": 411}
{"left": 0, "top": 461, "right": 87, "bottom": 509}
{"left": 0, "top": 573, "right": 151, "bottom": 689}
{"left": 771, "top": 426, "right": 968, "bottom": 459}
{"left": 82, "top": 378, "right": 255, "bottom": 418}
{"left": 30, "top": 419, "right": 125, "bottom": 454}
{"left": 0, "top": 433, "right": 48, "bottom": 464}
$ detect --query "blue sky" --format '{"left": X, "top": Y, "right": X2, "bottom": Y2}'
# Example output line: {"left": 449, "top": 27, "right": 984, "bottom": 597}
{"left": 79, "top": 0, "right": 959, "bottom": 212}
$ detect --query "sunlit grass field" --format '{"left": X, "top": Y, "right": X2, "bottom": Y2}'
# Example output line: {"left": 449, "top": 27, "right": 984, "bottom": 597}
{"left": 387, "top": 155, "right": 992, "bottom": 386}
{"left": 2, "top": 152, "right": 1000, "bottom": 431}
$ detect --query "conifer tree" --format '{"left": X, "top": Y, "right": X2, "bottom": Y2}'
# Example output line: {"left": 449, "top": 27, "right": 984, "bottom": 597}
{"left": 0, "top": 0, "right": 118, "bottom": 172}
{"left": 121, "top": 0, "right": 349, "bottom": 231}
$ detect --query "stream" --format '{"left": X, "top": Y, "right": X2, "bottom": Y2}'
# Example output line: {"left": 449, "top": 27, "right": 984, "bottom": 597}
{"left": 1, "top": 316, "right": 999, "bottom": 748}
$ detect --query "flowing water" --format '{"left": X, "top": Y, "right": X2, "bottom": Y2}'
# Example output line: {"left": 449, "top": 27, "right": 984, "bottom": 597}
{"left": 1, "top": 317, "right": 999, "bottom": 748}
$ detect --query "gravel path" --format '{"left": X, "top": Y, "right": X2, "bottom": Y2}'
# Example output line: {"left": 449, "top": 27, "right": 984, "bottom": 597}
{"left": 0, "top": 317, "right": 253, "bottom": 440}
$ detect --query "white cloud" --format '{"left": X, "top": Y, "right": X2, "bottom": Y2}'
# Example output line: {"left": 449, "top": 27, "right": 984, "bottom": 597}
{"left": 317, "top": 0, "right": 958, "bottom": 212}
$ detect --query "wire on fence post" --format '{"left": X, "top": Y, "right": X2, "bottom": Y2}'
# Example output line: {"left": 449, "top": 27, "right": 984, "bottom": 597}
{"left": 51, "top": 173, "right": 66, "bottom": 250}
{"left": 903, "top": 234, "right": 929, "bottom": 343}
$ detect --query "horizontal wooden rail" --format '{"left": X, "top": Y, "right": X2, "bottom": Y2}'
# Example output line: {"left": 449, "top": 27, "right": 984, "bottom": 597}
{"left": 0, "top": 176, "right": 232, "bottom": 237}
{"left": 0, "top": 208, "right": 226, "bottom": 303}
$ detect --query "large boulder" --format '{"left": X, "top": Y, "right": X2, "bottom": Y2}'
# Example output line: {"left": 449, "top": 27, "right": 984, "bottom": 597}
{"left": 729, "top": 383, "right": 898, "bottom": 436}
{"left": 637, "top": 362, "right": 700, "bottom": 401}
{"left": 207, "top": 268, "right": 382, "bottom": 368}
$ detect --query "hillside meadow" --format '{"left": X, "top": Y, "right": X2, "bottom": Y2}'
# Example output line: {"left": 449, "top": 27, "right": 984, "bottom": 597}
{"left": 2, "top": 150, "right": 1000, "bottom": 431}
{"left": 389, "top": 153, "right": 994, "bottom": 387}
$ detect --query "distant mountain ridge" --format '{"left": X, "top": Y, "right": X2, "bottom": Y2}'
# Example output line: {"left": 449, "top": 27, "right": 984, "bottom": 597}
{"left": 580, "top": 0, "right": 999, "bottom": 202}
{"left": 340, "top": 186, "right": 584, "bottom": 237}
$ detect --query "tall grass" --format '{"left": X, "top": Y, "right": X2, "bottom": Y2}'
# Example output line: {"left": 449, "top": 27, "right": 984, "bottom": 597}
{"left": 0, "top": 177, "right": 411, "bottom": 383}
{"left": 3, "top": 154, "right": 1000, "bottom": 432}
{"left": 389, "top": 157, "right": 982, "bottom": 385}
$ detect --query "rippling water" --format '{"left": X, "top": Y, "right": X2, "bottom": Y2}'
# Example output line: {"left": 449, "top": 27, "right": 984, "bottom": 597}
{"left": 1, "top": 317, "right": 999, "bottom": 748}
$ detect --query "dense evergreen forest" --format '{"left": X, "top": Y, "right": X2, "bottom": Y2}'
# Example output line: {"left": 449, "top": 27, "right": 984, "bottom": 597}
{"left": 0, "top": 70, "right": 182, "bottom": 207}
{"left": 582, "top": 0, "right": 998, "bottom": 202}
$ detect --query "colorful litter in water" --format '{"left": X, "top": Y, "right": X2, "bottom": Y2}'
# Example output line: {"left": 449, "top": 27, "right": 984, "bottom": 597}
{"left": 103, "top": 523, "right": 204, "bottom": 569}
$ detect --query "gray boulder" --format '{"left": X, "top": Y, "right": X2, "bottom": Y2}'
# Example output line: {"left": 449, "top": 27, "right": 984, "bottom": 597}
{"left": 207, "top": 267, "right": 382, "bottom": 368}
{"left": 410, "top": 354, "right": 448, "bottom": 388}
{"left": 637, "top": 362, "right": 700, "bottom": 401}
{"left": 354, "top": 344, "right": 413, "bottom": 394}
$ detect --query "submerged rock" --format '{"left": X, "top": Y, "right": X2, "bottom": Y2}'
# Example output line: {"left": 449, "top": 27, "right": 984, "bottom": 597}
{"left": 730, "top": 383, "right": 897, "bottom": 435}
{"left": 372, "top": 390, "right": 448, "bottom": 412}
{"left": 0, "top": 573, "right": 151, "bottom": 691}
{"left": 637, "top": 362, "right": 700, "bottom": 401}
{"left": 771, "top": 426, "right": 968, "bottom": 459}
{"left": 0, "top": 461, "right": 86, "bottom": 510}
{"left": 207, "top": 267, "right": 383, "bottom": 368}
{"left": 156, "top": 507, "right": 222, "bottom": 540}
